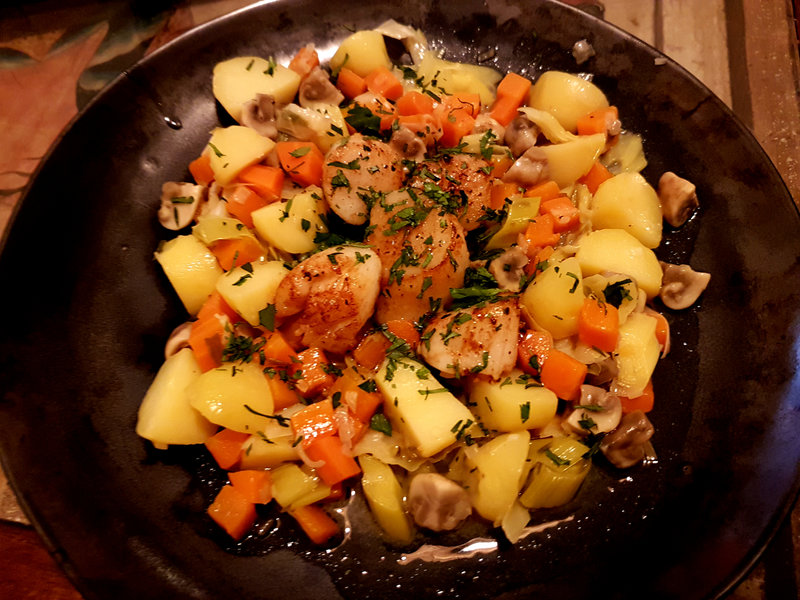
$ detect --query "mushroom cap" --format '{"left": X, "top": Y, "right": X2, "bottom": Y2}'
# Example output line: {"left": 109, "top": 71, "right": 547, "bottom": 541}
{"left": 658, "top": 171, "right": 699, "bottom": 228}
{"left": 565, "top": 384, "right": 622, "bottom": 435}
{"left": 407, "top": 472, "right": 472, "bottom": 532}
{"left": 658, "top": 261, "right": 711, "bottom": 310}
{"left": 157, "top": 182, "right": 204, "bottom": 230}
{"left": 600, "top": 410, "right": 654, "bottom": 469}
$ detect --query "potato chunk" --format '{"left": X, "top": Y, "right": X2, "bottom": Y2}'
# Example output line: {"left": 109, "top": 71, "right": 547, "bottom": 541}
{"left": 575, "top": 229, "right": 663, "bottom": 298}
{"left": 329, "top": 30, "right": 392, "bottom": 78}
{"left": 521, "top": 257, "right": 584, "bottom": 339}
{"left": 136, "top": 348, "right": 217, "bottom": 447}
{"left": 471, "top": 369, "right": 558, "bottom": 432}
{"left": 213, "top": 56, "right": 301, "bottom": 121}
{"left": 155, "top": 234, "right": 223, "bottom": 315}
{"left": 187, "top": 362, "right": 274, "bottom": 432}
{"left": 592, "top": 172, "right": 662, "bottom": 249}
{"left": 206, "top": 126, "right": 275, "bottom": 186}
{"left": 528, "top": 71, "right": 609, "bottom": 132}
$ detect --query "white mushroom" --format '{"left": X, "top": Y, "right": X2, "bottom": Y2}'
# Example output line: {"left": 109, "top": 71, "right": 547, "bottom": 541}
{"left": 407, "top": 473, "right": 472, "bottom": 531}
{"left": 298, "top": 66, "right": 344, "bottom": 108}
{"left": 600, "top": 410, "right": 654, "bottom": 468}
{"left": 164, "top": 321, "right": 193, "bottom": 359}
{"left": 504, "top": 114, "right": 540, "bottom": 157}
{"left": 565, "top": 384, "right": 622, "bottom": 435}
{"left": 571, "top": 39, "right": 595, "bottom": 65}
{"left": 503, "top": 146, "right": 548, "bottom": 187}
{"left": 658, "top": 171, "right": 699, "bottom": 227}
{"left": 157, "top": 182, "right": 204, "bottom": 230}
{"left": 488, "top": 246, "right": 528, "bottom": 292}
{"left": 197, "top": 182, "right": 232, "bottom": 219}
{"left": 473, "top": 113, "right": 506, "bottom": 141}
{"left": 241, "top": 93, "right": 278, "bottom": 139}
{"left": 389, "top": 126, "right": 427, "bottom": 162}
{"left": 658, "top": 261, "right": 711, "bottom": 310}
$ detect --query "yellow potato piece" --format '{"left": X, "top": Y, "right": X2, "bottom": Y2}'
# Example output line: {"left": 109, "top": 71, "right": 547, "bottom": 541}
{"left": 207, "top": 126, "right": 275, "bottom": 186}
{"left": 216, "top": 260, "right": 289, "bottom": 326}
{"left": 471, "top": 369, "right": 558, "bottom": 432}
{"left": 359, "top": 454, "right": 414, "bottom": 543}
{"left": 575, "top": 229, "right": 663, "bottom": 298}
{"left": 213, "top": 56, "right": 301, "bottom": 121}
{"left": 467, "top": 431, "right": 530, "bottom": 524}
{"left": 187, "top": 362, "right": 274, "bottom": 433}
{"left": 136, "top": 348, "right": 217, "bottom": 447}
{"left": 330, "top": 30, "right": 392, "bottom": 78}
{"left": 252, "top": 186, "right": 327, "bottom": 254}
{"left": 592, "top": 172, "right": 662, "bottom": 248}
{"left": 155, "top": 234, "right": 223, "bottom": 315}
{"left": 528, "top": 71, "right": 609, "bottom": 132}
{"left": 522, "top": 257, "right": 584, "bottom": 339}
{"left": 538, "top": 133, "right": 606, "bottom": 188}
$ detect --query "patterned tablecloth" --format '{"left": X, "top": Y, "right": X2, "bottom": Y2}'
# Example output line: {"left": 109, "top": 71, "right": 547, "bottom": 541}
{"left": 1, "top": 1, "right": 798, "bottom": 598}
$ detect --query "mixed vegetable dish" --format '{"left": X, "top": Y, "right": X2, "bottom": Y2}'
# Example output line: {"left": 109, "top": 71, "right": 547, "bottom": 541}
{"left": 136, "top": 22, "right": 710, "bottom": 547}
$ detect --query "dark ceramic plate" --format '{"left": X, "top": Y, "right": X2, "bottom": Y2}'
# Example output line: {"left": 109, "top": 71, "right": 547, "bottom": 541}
{"left": 1, "top": 1, "right": 799, "bottom": 599}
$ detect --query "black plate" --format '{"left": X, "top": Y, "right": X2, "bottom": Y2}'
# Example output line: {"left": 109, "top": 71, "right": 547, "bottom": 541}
{"left": 1, "top": 1, "right": 799, "bottom": 599}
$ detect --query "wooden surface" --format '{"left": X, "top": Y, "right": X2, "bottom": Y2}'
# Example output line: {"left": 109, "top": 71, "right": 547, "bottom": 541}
{"left": 1, "top": 0, "right": 798, "bottom": 598}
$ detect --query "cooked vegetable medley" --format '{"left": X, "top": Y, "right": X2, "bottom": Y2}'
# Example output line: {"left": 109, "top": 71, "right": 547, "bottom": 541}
{"left": 136, "top": 22, "right": 710, "bottom": 546}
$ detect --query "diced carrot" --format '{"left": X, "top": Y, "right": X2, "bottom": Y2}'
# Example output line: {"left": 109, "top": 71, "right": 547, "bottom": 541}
{"left": 620, "top": 379, "right": 655, "bottom": 414}
{"left": 517, "top": 329, "right": 552, "bottom": 376}
{"left": 288, "top": 44, "right": 320, "bottom": 79}
{"left": 328, "top": 371, "right": 382, "bottom": 423}
{"left": 497, "top": 72, "right": 532, "bottom": 104}
{"left": 523, "top": 213, "right": 560, "bottom": 251}
{"left": 524, "top": 244, "right": 555, "bottom": 278}
{"left": 223, "top": 185, "right": 268, "bottom": 229}
{"left": 236, "top": 164, "right": 284, "bottom": 203}
{"left": 335, "top": 67, "right": 367, "bottom": 99}
{"left": 264, "top": 372, "right": 302, "bottom": 411}
{"left": 205, "top": 428, "right": 250, "bottom": 470}
{"left": 490, "top": 182, "right": 522, "bottom": 210}
{"left": 305, "top": 435, "right": 361, "bottom": 486}
{"left": 364, "top": 66, "right": 404, "bottom": 101}
{"left": 396, "top": 113, "right": 441, "bottom": 146}
{"left": 324, "top": 482, "right": 344, "bottom": 502}
{"left": 290, "top": 398, "right": 336, "bottom": 447}
{"left": 352, "top": 333, "right": 389, "bottom": 371}
{"left": 438, "top": 110, "right": 475, "bottom": 148}
{"left": 578, "top": 160, "right": 613, "bottom": 194}
{"left": 261, "top": 331, "right": 300, "bottom": 365}
{"left": 395, "top": 90, "right": 435, "bottom": 116}
{"left": 576, "top": 106, "right": 619, "bottom": 137}
{"left": 385, "top": 319, "right": 420, "bottom": 351}
{"left": 489, "top": 95, "right": 522, "bottom": 127}
{"left": 289, "top": 504, "right": 339, "bottom": 545}
{"left": 276, "top": 141, "right": 324, "bottom": 187}
{"left": 197, "top": 291, "right": 239, "bottom": 324}
{"left": 189, "top": 314, "right": 229, "bottom": 372}
{"left": 491, "top": 74, "right": 531, "bottom": 126}
{"left": 489, "top": 153, "right": 514, "bottom": 179}
{"left": 652, "top": 311, "right": 670, "bottom": 349}
{"left": 447, "top": 92, "right": 482, "bottom": 118}
{"left": 290, "top": 347, "right": 336, "bottom": 398}
{"left": 578, "top": 297, "right": 619, "bottom": 353}
{"left": 524, "top": 180, "right": 562, "bottom": 202}
{"left": 189, "top": 152, "right": 215, "bottom": 186}
{"left": 207, "top": 484, "right": 256, "bottom": 540}
{"left": 540, "top": 349, "right": 588, "bottom": 401}
{"left": 540, "top": 196, "right": 580, "bottom": 233}
{"left": 229, "top": 469, "right": 273, "bottom": 504}
{"left": 210, "top": 236, "right": 265, "bottom": 271}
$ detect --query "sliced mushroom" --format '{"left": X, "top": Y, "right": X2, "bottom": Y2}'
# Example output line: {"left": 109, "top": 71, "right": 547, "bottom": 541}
{"left": 503, "top": 146, "right": 548, "bottom": 187}
{"left": 241, "top": 93, "right": 278, "bottom": 139}
{"left": 565, "top": 384, "right": 622, "bottom": 435}
{"left": 198, "top": 182, "right": 232, "bottom": 219}
{"left": 157, "top": 182, "right": 204, "bottom": 230}
{"left": 473, "top": 113, "right": 506, "bottom": 141}
{"left": 389, "top": 126, "right": 426, "bottom": 161}
{"left": 489, "top": 246, "right": 528, "bottom": 292}
{"left": 571, "top": 39, "right": 596, "bottom": 65}
{"left": 164, "top": 321, "right": 193, "bottom": 359}
{"left": 658, "top": 261, "right": 711, "bottom": 310}
{"left": 504, "top": 113, "right": 540, "bottom": 157}
{"left": 658, "top": 171, "right": 698, "bottom": 227}
{"left": 599, "top": 410, "right": 654, "bottom": 468}
{"left": 298, "top": 66, "right": 344, "bottom": 108}
{"left": 407, "top": 472, "right": 472, "bottom": 532}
